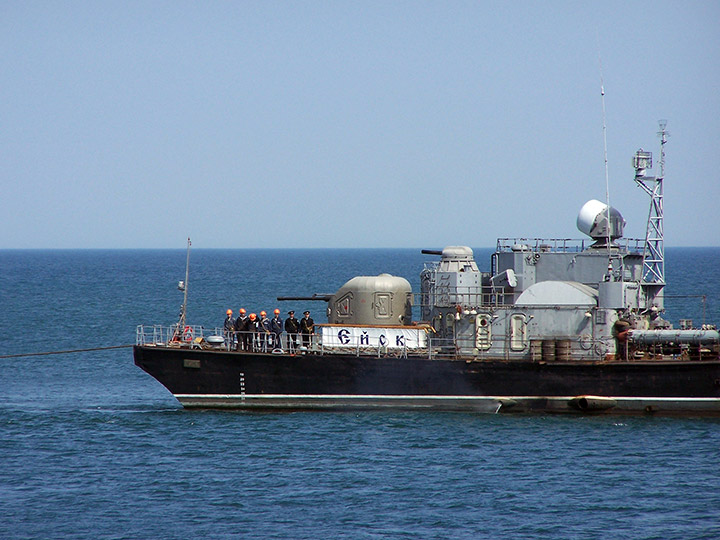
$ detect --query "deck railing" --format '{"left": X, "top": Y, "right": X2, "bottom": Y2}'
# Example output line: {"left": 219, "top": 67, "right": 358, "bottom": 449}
{"left": 495, "top": 237, "right": 646, "bottom": 254}
{"left": 135, "top": 324, "right": 619, "bottom": 361}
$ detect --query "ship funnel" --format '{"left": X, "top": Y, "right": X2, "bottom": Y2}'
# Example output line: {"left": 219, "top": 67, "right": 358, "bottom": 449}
{"left": 577, "top": 200, "right": 625, "bottom": 242}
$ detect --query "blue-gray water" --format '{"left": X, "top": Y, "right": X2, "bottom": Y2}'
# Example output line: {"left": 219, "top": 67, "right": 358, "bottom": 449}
{"left": 1, "top": 247, "right": 719, "bottom": 539}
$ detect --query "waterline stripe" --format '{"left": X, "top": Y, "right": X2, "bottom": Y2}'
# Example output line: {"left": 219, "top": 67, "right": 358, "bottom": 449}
{"left": 175, "top": 394, "right": 720, "bottom": 402}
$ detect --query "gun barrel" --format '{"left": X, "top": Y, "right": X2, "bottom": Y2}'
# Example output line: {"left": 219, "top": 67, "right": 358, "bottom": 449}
{"left": 276, "top": 294, "right": 332, "bottom": 302}
{"left": 421, "top": 249, "right": 443, "bottom": 256}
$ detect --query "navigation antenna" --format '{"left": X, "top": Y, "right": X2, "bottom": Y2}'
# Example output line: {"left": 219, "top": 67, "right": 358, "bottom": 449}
{"left": 177, "top": 237, "right": 191, "bottom": 330}
{"left": 599, "top": 59, "right": 621, "bottom": 280}
{"left": 633, "top": 121, "right": 667, "bottom": 304}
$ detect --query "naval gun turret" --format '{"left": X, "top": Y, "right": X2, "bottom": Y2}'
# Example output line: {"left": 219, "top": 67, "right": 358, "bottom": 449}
{"left": 420, "top": 246, "right": 484, "bottom": 321}
{"left": 279, "top": 274, "right": 413, "bottom": 326}
{"left": 328, "top": 274, "right": 412, "bottom": 326}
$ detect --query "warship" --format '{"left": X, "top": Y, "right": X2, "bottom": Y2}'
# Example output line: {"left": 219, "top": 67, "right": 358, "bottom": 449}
{"left": 134, "top": 124, "right": 720, "bottom": 414}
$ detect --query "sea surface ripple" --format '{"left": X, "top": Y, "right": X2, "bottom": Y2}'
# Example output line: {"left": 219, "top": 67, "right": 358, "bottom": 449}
{"left": 1, "top": 248, "right": 719, "bottom": 539}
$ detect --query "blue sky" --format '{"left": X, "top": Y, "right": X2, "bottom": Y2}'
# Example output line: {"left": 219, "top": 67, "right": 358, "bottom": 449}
{"left": 2, "top": 1, "right": 718, "bottom": 248}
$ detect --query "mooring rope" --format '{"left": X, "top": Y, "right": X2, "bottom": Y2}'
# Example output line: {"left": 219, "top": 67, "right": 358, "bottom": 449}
{"left": 0, "top": 344, "right": 134, "bottom": 359}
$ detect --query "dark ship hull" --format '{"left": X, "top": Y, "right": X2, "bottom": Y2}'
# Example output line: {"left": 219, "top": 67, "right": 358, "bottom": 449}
{"left": 134, "top": 345, "right": 720, "bottom": 414}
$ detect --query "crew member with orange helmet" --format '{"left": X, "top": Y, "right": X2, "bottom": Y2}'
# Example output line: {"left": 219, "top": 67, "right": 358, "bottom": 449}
{"left": 270, "top": 309, "right": 284, "bottom": 350}
{"left": 248, "top": 313, "right": 258, "bottom": 351}
{"left": 223, "top": 309, "right": 235, "bottom": 347}
{"left": 258, "top": 311, "right": 271, "bottom": 352}
{"left": 234, "top": 308, "right": 249, "bottom": 351}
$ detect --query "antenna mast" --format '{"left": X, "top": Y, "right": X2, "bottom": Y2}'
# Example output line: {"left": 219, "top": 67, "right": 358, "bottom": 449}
{"left": 633, "top": 121, "right": 667, "bottom": 306}
{"left": 178, "top": 237, "right": 191, "bottom": 329}
{"left": 600, "top": 69, "right": 610, "bottom": 228}
{"left": 599, "top": 59, "right": 621, "bottom": 279}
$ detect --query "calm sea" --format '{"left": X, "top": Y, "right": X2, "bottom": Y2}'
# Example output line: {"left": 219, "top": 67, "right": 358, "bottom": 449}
{"left": 1, "top": 247, "right": 719, "bottom": 539}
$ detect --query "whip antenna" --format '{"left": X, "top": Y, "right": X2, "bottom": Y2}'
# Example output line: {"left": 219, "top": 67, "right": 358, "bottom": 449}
{"left": 178, "top": 237, "right": 191, "bottom": 329}
{"left": 598, "top": 55, "right": 615, "bottom": 276}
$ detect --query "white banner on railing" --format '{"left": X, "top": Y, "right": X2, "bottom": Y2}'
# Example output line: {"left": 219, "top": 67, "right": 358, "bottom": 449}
{"left": 319, "top": 325, "right": 427, "bottom": 350}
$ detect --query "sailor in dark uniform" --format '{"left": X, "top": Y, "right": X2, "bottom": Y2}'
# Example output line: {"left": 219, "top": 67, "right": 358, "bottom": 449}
{"left": 284, "top": 311, "right": 300, "bottom": 352}
{"left": 300, "top": 310, "right": 314, "bottom": 348}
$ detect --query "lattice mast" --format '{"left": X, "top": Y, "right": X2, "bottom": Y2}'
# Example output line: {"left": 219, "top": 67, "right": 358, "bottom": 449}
{"left": 633, "top": 121, "right": 668, "bottom": 307}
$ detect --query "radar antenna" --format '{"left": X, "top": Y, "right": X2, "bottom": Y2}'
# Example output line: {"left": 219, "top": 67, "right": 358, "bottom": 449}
{"left": 633, "top": 122, "right": 667, "bottom": 306}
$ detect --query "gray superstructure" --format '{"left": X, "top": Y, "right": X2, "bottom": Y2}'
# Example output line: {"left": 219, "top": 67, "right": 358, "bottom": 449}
{"left": 412, "top": 125, "right": 716, "bottom": 362}
{"left": 420, "top": 205, "right": 664, "bottom": 361}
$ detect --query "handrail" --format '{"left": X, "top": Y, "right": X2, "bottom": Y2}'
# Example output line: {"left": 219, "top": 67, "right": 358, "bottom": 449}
{"left": 496, "top": 237, "right": 646, "bottom": 253}
{"left": 135, "top": 324, "right": 617, "bottom": 361}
